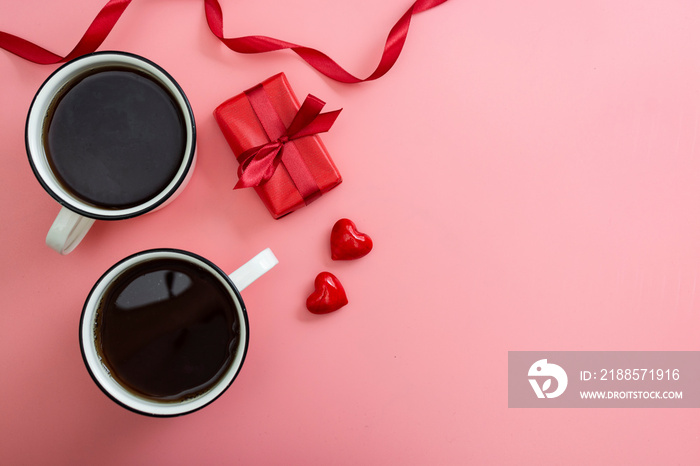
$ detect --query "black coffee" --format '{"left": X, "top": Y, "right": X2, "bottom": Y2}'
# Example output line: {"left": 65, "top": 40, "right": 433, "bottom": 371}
{"left": 95, "top": 257, "right": 240, "bottom": 402}
{"left": 44, "top": 67, "right": 187, "bottom": 209}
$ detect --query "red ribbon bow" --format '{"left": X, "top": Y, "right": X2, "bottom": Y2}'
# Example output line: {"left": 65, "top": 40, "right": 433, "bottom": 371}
{"left": 235, "top": 94, "right": 341, "bottom": 189}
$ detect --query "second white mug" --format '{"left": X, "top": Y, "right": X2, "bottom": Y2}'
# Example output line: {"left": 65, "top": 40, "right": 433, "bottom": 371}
{"left": 80, "top": 248, "right": 278, "bottom": 416}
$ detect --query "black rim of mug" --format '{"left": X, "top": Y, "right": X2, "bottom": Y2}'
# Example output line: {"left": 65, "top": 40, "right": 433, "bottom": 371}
{"left": 78, "top": 248, "right": 250, "bottom": 417}
{"left": 25, "top": 50, "right": 197, "bottom": 221}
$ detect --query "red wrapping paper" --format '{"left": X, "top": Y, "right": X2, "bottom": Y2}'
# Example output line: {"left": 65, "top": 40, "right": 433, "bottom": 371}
{"left": 214, "top": 73, "right": 342, "bottom": 218}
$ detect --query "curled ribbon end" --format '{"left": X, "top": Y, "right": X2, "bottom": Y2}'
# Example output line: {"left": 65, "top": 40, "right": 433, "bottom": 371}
{"left": 234, "top": 175, "right": 258, "bottom": 190}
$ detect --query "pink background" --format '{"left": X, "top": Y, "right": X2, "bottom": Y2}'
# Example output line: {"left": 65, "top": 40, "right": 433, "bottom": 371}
{"left": 1, "top": 0, "right": 699, "bottom": 464}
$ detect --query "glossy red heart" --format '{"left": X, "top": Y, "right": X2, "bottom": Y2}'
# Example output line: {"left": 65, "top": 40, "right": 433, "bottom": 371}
{"left": 330, "top": 218, "right": 373, "bottom": 260}
{"left": 306, "top": 272, "right": 348, "bottom": 314}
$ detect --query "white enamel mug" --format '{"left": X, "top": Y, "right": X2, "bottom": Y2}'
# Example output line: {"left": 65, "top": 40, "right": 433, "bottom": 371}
{"left": 26, "top": 51, "right": 196, "bottom": 254}
{"left": 80, "top": 248, "right": 278, "bottom": 417}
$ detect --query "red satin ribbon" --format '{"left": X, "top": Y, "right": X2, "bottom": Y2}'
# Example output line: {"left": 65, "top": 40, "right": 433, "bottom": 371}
{"left": 0, "top": 0, "right": 132, "bottom": 65}
{"left": 0, "top": 0, "right": 449, "bottom": 83}
{"left": 237, "top": 85, "right": 341, "bottom": 202}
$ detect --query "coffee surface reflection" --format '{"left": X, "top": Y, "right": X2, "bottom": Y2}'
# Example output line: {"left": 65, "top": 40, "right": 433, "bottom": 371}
{"left": 96, "top": 258, "right": 239, "bottom": 402}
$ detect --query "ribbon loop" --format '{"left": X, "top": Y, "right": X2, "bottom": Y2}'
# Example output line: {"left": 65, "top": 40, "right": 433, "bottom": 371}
{"left": 234, "top": 141, "right": 285, "bottom": 189}
{"left": 287, "top": 95, "right": 342, "bottom": 140}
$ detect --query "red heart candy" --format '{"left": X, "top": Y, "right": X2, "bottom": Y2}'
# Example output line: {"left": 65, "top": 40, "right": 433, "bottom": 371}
{"left": 306, "top": 272, "right": 348, "bottom": 314}
{"left": 330, "top": 218, "right": 373, "bottom": 260}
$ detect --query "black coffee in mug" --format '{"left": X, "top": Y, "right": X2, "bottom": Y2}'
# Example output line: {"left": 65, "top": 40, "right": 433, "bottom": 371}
{"left": 81, "top": 248, "right": 276, "bottom": 415}
{"left": 44, "top": 67, "right": 187, "bottom": 209}
{"left": 27, "top": 52, "right": 197, "bottom": 254}
{"left": 95, "top": 257, "right": 240, "bottom": 402}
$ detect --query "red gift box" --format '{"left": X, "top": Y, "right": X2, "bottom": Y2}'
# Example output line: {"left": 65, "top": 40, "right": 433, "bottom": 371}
{"left": 214, "top": 73, "right": 342, "bottom": 218}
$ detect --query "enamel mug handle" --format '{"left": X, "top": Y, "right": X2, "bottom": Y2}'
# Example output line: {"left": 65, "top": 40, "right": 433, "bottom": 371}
{"left": 46, "top": 207, "right": 95, "bottom": 255}
{"left": 229, "top": 248, "right": 279, "bottom": 291}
